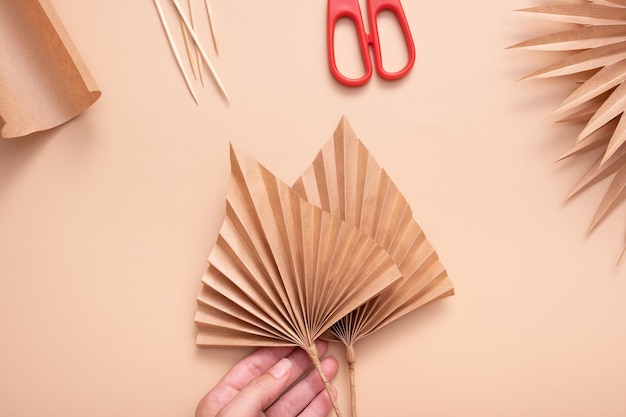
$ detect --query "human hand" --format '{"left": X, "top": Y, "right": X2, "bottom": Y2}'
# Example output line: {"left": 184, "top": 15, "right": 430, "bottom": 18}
{"left": 196, "top": 340, "right": 338, "bottom": 417}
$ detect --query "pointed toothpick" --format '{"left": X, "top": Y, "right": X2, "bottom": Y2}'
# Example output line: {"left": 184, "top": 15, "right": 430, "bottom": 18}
{"left": 179, "top": 15, "right": 198, "bottom": 79}
{"left": 171, "top": 0, "right": 230, "bottom": 102}
{"left": 189, "top": 0, "right": 205, "bottom": 86}
{"left": 153, "top": 0, "right": 199, "bottom": 104}
{"left": 204, "top": 0, "right": 219, "bottom": 55}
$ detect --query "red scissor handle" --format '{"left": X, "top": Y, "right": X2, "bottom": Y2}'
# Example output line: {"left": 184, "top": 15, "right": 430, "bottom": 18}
{"left": 327, "top": 0, "right": 373, "bottom": 87}
{"left": 327, "top": 0, "right": 416, "bottom": 87}
{"left": 368, "top": 0, "right": 415, "bottom": 81}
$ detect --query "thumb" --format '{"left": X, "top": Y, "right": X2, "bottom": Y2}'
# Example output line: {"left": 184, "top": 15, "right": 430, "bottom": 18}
{"left": 216, "top": 358, "right": 293, "bottom": 417}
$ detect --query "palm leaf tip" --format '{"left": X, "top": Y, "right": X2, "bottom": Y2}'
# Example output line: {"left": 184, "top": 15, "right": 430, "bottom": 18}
{"left": 589, "top": 165, "right": 626, "bottom": 231}
{"left": 515, "top": 4, "right": 626, "bottom": 25}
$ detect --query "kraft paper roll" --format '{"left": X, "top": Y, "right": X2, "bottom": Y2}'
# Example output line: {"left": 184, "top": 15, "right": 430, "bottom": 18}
{"left": 0, "top": 0, "right": 101, "bottom": 138}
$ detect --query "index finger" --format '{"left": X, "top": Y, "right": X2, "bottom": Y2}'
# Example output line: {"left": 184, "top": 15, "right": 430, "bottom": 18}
{"left": 221, "top": 345, "right": 298, "bottom": 391}
{"left": 197, "top": 346, "right": 297, "bottom": 417}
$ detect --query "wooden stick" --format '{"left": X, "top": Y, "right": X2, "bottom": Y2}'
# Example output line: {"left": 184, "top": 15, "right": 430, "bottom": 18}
{"left": 153, "top": 0, "right": 198, "bottom": 104}
{"left": 179, "top": 15, "right": 198, "bottom": 79}
{"left": 171, "top": 0, "right": 230, "bottom": 102}
{"left": 305, "top": 344, "right": 343, "bottom": 417}
{"left": 189, "top": 0, "right": 205, "bottom": 86}
{"left": 204, "top": 0, "right": 219, "bottom": 55}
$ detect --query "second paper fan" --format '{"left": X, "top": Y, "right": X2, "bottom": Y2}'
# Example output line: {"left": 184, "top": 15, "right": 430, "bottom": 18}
{"left": 292, "top": 117, "right": 454, "bottom": 417}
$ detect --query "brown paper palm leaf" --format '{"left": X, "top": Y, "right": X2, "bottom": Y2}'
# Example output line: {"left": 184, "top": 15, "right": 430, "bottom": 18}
{"left": 292, "top": 117, "right": 454, "bottom": 417}
{"left": 510, "top": 0, "right": 626, "bottom": 252}
{"left": 195, "top": 144, "right": 404, "bottom": 417}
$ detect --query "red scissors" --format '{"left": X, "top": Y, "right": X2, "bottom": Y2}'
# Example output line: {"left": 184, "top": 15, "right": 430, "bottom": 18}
{"left": 327, "top": 0, "right": 416, "bottom": 87}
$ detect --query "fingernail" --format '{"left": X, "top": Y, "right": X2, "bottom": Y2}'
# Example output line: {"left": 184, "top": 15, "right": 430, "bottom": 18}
{"left": 268, "top": 358, "right": 292, "bottom": 379}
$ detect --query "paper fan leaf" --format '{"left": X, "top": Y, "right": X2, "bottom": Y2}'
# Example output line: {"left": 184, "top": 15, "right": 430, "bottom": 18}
{"left": 195, "top": 144, "right": 403, "bottom": 349}
{"left": 514, "top": 2, "right": 626, "bottom": 257}
{"left": 195, "top": 144, "right": 406, "bottom": 417}
{"left": 590, "top": 164, "right": 626, "bottom": 230}
{"left": 578, "top": 81, "right": 626, "bottom": 144}
{"left": 556, "top": 100, "right": 602, "bottom": 123}
{"left": 556, "top": 118, "right": 615, "bottom": 161}
{"left": 518, "top": 4, "right": 626, "bottom": 25}
{"left": 522, "top": 41, "right": 626, "bottom": 80}
{"left": 292, "top": 116, "right": 453, "bottom": 345}
{"left": 510, "top": 25, "right": 626, "bottom": 51}
{"left": 594, "top": 0, "right": 626, "bottom": 7}
{"left": 555, "top": 60, "right": 626, "bottom": 114}
{"left": 292, "top": 117, "right": 453, "bottom": 417}
{"left": 196, "top": 297, "right": 292, "bottom": 346}
{"left": 602, "top": 111, "right": 626, "bottom": 163}
{"left": 566, "top": 143, "right": 626, "bottom": 199}
{"left": 557, "top": 93, "right": 616, "bottom": 123}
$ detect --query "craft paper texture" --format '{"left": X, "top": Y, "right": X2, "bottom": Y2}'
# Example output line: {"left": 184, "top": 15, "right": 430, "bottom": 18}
{"left": 196, "top": 140, "right": 407, "bottom": 416}
{"left": 195, "top": 117, "right": 453, "bottom": 417}
{"left": 293, "top": 117, "right": 453, "bottom": 345}
{"left": 0, "top": 0, "right": 100, "bottom": 138}
{"left": 195, "top": 144, "right": 403, "bottom": 348}
{"left": 511, "top": 0, "right": 626, "bottom": 247}
{"left": 292, "top": 117, "right": 454, "bottom": 416}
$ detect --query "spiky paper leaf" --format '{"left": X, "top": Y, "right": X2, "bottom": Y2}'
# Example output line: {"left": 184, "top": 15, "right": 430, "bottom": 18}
{"left": 512, "top": 0, "right": 626, "bottom": 240}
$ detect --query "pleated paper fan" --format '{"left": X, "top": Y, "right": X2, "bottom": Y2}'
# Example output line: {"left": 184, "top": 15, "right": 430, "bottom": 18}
{"left": 510, "top": 0, "right": 626, "bottom": 256}
{"left": 292, "top": 116, "right": 454, "bottom": 417}
{"left": 195, "top": 144, "right": 404, "bottom": 417}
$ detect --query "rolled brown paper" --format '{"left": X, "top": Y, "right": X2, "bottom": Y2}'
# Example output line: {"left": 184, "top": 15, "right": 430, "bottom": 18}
{"left": 0, "top": 0, "right": 101, "bottom": 138}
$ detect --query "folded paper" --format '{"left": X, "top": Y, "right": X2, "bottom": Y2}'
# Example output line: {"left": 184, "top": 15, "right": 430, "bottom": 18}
{"left": 292, "top": 117, "right": 453, "bottom": 416}
{"left": 195, "top": 117, "right": 454, "bottom": 417}
{"left": 510, "top": 1, "right": 626, "bottom": 253}
{"left": 0, "top": 0, "right": 101, "bottom": 138}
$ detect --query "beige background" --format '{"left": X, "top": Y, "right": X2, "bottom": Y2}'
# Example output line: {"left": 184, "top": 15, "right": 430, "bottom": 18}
{"left": 2, "top": 0, "right": 626, "bottom": 416}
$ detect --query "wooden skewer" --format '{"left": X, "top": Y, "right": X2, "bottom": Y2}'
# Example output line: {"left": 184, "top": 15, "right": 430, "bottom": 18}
{"left": 153, "top": 0, "right": 199, "bottom": 104}
{"left": 204, "top": 0, "right": 219, "bottom": 55}
{"left": 189, "top": 0, "right": 205, "bottom": 86}
{"left": 179, "top": 14, "right": 198, "bottom": 79}
{"left": 171, "top": 0, "right": 230, "bottom": 102}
